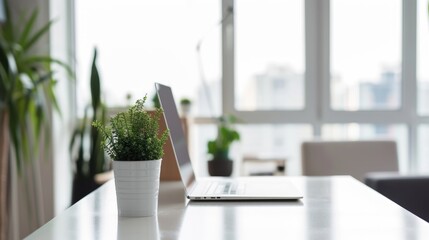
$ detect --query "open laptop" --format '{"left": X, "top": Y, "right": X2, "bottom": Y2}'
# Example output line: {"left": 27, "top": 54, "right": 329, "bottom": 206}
{"left": 155, "top": 83, "right": 303, "bottom": 200}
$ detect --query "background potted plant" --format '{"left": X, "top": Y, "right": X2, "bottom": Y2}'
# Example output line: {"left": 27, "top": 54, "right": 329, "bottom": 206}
{"left": 207, "top": 115, "right": 240, "bottom": 176}
{"left": 69, "top": 48, "right": 109, "bottom": 204}
{"left": 179, "top": 98, "right": 192, "bottom": 116}
{"left": 93, "top": 95, "right": 168, "bottom": 217}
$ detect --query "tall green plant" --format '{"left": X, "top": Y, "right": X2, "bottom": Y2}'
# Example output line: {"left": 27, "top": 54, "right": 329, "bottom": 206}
{"left": 207, "top": 115, "right": 240, "bottom": 160}
{"left": 70, "top": 48, "right": 107, "bottom": 178}
{"left": 0, "top": 5, "right": 71, "bottom": 172}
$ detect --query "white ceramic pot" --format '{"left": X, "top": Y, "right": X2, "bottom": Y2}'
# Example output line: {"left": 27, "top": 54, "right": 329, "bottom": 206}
{"left": 113, "top": 159, "right": 162, "bottom": 217}
{"left": 180, "top": 104, "right": 191, "bottom": 116}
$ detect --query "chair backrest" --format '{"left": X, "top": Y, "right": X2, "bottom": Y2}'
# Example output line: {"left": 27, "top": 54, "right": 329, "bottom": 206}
{"left": 301, "top": 140, "right": 399, "bottom": 182}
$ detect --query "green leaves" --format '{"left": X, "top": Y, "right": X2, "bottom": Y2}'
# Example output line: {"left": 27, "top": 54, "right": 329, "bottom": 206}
{"left": 69, "top": 49, "right": 107, "bottom": 178}
{"left": 207, "top": 115, "right": 240, "bottom": 159}
{"left": 93, "top": 96, "right": 169, "bottom": 161}
{"left": 0, "top": 5, "right": 71, "bottom": 174}
{"left": 90, "top": 48, "right": 100, "bottom": 112}
{"left": 207, "top": 140, "right": 218, "bottom": 155}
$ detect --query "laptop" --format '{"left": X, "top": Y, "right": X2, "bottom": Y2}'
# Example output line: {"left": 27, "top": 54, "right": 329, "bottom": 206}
{"left": 155, "top": 83, "right": 303, "bottom": 200}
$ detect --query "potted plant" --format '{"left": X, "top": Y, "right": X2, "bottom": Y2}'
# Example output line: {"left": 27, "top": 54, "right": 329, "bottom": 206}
{"left": 207, "top": 115, "right": 240, "bottom": 176}
{"left": 70, "top": 48, "right": 108, "bottom": 204}
{"left": 179, "top": 98, "right": 192, "bottom": 116}
{"left": 93, "top": 95, "right": 168, "bottom": 217}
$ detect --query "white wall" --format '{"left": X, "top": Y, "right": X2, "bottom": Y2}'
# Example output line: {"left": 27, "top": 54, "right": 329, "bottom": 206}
{"left": 50, "top": 0, "right": 75, "bottom": 216}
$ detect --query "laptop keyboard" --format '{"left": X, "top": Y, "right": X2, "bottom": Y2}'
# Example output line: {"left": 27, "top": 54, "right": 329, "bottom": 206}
{"left": 205, "top": 182, "right": 246, "bottom": 195}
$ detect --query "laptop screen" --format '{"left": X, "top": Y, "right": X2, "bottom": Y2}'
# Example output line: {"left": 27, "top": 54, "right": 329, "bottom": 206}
{"left": 155, "top": 83, "right": 196, "bottom": 190}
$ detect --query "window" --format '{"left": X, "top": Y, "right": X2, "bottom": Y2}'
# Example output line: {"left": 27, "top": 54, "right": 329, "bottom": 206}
{"left": 418, "top": 0, "right": 429, "bottom": 115}
{"left": 76, "top": 0, "right": 428, "bottom": 175}
{"left": 330, "top": 0, "right": 402, "bottom": 111}
{"left": 75, "top": 0, "right": 221, "bottom": 116}
{"left": 234, "top": 0, "right": 305, "bottom": 110}
{"left": 417, "top": 125, "right": 429, "bottom": 172}
{"left": 222, "top": 0, "right": 418, "bottom": 174}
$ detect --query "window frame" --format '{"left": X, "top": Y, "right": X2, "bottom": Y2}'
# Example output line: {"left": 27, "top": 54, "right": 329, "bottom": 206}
{"left": 216, "top": 0, "right": 421, "bottom": 171}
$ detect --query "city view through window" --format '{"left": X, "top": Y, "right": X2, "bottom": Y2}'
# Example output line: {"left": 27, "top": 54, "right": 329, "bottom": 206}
{"left": 76, "top": 0, "right": 429, "bottom": 175}
{"left": 331, "top": 0, "right": 401, "bottom": 111}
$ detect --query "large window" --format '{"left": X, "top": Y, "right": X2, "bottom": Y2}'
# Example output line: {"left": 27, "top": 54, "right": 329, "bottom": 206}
{"left": 235, "top": 0, "right": 305, "bottom": 110}
{"left": 76, "top": 0, "right": 428, "bottom": 176}
{"left": 330, "top": 0, "right": 402, "bottom": 111}
{"left": 75, "top": 0, "right": 221, "bottom": 116}
{"left": 223, "top": 0, "right": 419, "bottom": 174}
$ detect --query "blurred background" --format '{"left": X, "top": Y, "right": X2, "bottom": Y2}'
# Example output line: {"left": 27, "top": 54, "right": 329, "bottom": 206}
{"left": 2, "top": 0, "right": 429, "bottom": 238}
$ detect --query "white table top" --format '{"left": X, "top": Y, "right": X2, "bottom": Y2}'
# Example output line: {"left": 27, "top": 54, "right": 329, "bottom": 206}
{"left": 26, "top": 176, "right": 429, "bottom": 240}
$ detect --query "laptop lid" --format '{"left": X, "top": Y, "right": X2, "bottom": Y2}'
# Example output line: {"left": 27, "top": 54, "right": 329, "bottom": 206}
{"left": 155, "top": 83, "right": 196, "bottom": 192}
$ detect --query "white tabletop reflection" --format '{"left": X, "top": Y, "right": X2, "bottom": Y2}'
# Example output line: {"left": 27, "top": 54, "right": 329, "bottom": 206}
{"left": 26, "top": 176, "right": 429, "bottom": 240}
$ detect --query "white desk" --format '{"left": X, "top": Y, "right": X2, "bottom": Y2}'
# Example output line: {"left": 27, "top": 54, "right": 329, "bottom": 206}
{"left": 26, "top": 176, "right": 429, "bottom": 239}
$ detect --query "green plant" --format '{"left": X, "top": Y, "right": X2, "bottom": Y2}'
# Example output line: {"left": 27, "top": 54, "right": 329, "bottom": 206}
{"left": 207, "top": 115, "right": 240, "bottom": 160}
{"left": 0, "top": 5, "right": 71, "bottom": 172}
{"left": 93, "top": 96, "right": 169, "bottom": 161}
{"left": 180, "top": 98, "right": 191, "bottom": 105}
{"left": 152, "top": 93, "right": 160, "bottom": 108}
{"left": 70, "top": 48, "right": 107, "bottom": 179}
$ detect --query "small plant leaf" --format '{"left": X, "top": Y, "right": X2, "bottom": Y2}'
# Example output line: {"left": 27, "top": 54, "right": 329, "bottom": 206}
{"left": 22, "top": 20, "right": 54, "bottom": 51}
{"left": 90, "top": 48, "right": 101, "bottom": 113}
{"left": 18, "top": 9, "right": 38, "bottom": 47}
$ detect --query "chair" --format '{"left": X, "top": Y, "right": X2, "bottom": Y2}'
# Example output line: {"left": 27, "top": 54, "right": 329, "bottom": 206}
{"left": 365, "top": 173, "right": 429, "bottom": 222}
{"left": 301, "top": 140, "right": 399, "bottom": 182}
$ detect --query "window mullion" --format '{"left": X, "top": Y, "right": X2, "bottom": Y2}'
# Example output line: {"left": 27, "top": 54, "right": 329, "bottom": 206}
{"left": 307, "top": 0, "right": 329, "bottom": 133}
{"left": 403, "top": 0, "right": 417, "bottom": 170}
{"left": 402, "top": 0, "right": 417, "bottom": 118}
{"left": 222, "top": 0, "right": 235, "bottom": 116}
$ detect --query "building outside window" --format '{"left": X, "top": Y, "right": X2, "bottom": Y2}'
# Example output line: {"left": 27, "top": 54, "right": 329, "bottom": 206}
{"left": 75, "top": 0, "right": 429, "bottom": 176}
